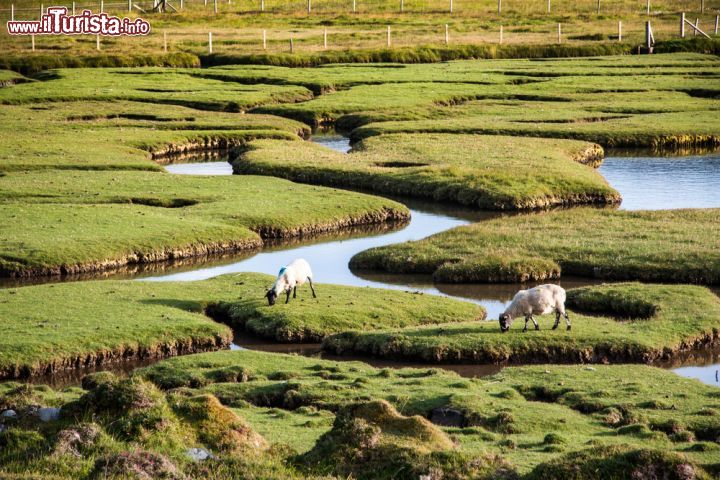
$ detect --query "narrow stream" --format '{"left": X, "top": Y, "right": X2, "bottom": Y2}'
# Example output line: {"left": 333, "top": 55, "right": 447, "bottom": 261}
{"left": 153, "top": 134, "right": 720, "bottom": 386}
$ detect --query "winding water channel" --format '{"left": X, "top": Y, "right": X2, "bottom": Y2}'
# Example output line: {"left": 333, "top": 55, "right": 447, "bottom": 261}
{"left": 158, "top": 134, "right": 720, "bottom": 386}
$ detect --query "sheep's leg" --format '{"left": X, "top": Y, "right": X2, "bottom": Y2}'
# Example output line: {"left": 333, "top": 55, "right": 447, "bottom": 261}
{"left": 531, "top": 315, "right": 539, "bottom": 331}
{"left": 285, "top": 289, "right": 291, "bottom": 304}
{"left": 293, "top": 286, "right": 297, "bottom": 299}
{"left": 564, "top": 312, "right": 571, "bottom": 331}
{"left": 523, "top": 316, "right": 530, "bottom": 333}
{"left": 552, "top": 311, "right": 560, "bottom": 330}
{"left": 308, "top": 277, "right": 317, "bottom": 298}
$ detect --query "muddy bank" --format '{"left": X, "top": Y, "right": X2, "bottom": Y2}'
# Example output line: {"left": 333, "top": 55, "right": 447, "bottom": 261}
{"left": 0, "top": 333, "right": 231, "bottom": 381}
{"left": 321, "top": 328, "right": 720, "bottom": 366}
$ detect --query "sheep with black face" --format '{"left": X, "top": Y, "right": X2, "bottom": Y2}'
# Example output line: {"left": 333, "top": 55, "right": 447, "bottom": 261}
{"left": 266, "top": 258, "right": 317, "bottom": 306}
{"left": 499, "top": 284, "right": 571, "bottom": 333}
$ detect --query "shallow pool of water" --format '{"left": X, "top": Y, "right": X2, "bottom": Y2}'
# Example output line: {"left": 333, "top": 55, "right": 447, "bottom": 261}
{"left": 601, "top": 151, "right": 720, "bottom": 210}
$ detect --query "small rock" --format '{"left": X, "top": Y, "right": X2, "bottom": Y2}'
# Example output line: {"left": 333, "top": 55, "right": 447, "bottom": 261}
{"left": 38, "top": 407, "right": 61, "bottom": 422}
{"left": 186, "top": 447, "right": 213, "bottom": 462}
{"left": 585, "top": 366, "right": 596, "bottom": 371}
{"left": 1, "top": 410, "right": 17, "bottom": 419}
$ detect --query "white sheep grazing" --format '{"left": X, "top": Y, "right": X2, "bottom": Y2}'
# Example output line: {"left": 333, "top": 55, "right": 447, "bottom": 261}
{"left": 498, "top": 284, "right": 571, "bottom": 333}
{"left": 265, "top": 258, "right": 317, "bottom": 305}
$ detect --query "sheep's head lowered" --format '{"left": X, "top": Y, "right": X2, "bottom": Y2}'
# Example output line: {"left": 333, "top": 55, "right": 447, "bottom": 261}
{"left": 498, "top": 313, "right": 512, "bottom": 333}
{"left": 265, "top": 289, "right": 278, "bottom": 306}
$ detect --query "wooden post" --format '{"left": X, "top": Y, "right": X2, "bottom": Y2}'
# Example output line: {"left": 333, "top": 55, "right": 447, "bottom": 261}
{"left": 646, "top": 20, "right": 653, "bottom": 49}
{"left": 547, "top": 0, "right": 550, "bottom": 13}
{"left": 557, "top": 22, "right": 561, "bottom": 43}
{"left": 352, "top": 0, "right": 356, "bottom": 12}
{"left": 260, "top": 0, "right": 264, "bottom": 11}
{"left": 262, "top": 29, "right": 266, "bottom": 49}
{"left": 618, "top": 20, "right": 622, "bottom": 41}
{"left": 399, "top": 0, "right": 403, "bottom": 12}
{"left": 715, "top": 15, "right": 719, "bottom": 35}
{"left": 307, "top": 0, "right": 310, "bottom": 13}
{"left": 444, "top": 23, "right": 449, "bottom": 45}
{"left": 208, "top": 32, "right": 213, "bottom": 53}
{"left": 596, "top": 0, "right": 600, "bottom": 14}
{"left": 646, "top": 0, "right": 650, "bottom": 15}
{"left": 204, "top": 0, "right": 207, "bottom": 6}
{"left": 96, "top": 34, "right": 100, "bottom": 50}
{"left": 100, "top": 0, "right": 103, "bottom": 13}
{"left": 31, "top": 34, "right": 35, "bottom": 51}
{"left": 499, "top": 25, "right": 503, "bottom": 43}
{"left": 126, "top": 0, "right": 130, "bottom": 12}
{"left": 213, "top": 0, "right": 217, "bottom": 13}
{"left": 700, "top": 0, "right": 704, "bottom": 14}
{"left": 180, "top": 0, "right": 183, "bottom": 9}
{"left": 323, "top": 27, "right": 327, "bottom": 48}
{"left": 163, "top": 31, "right": 167, "bottom": 52}
{"left": 694, "top": 18, "right": 699, "bottom": 36}
{"left": 497, "top": 0, "right": 501, "bottom": 14}
{"left": 289, "top": 37, "right": 294, "bottom": 52}
{"left": 386, "top": 25, "right": 391, "bottom": 47}
{"left": 10, "top": 4, "right": 14, "bottom": 21}
{"left": 40, "top": 3, "right": 43, "bottom": 18}
{"left": 449, "top": 0, "right": 452, "bottom": 13}
{"left": 680, "top": 12, "right": 685, "bottom": 37}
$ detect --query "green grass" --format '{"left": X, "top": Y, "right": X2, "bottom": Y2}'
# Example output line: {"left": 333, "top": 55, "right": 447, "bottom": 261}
{"left": 3, "top": 350, "right": 718, "bottom": 478}
{"left": 322, "top": 283, "right": 720, "bottom": 364}
{"left": 350, "top": 208, "right": 720, "bottom": 284}
{"left": 237, "top": 133, "right": 618, "bottom": 209}
{"left": 137, "top": 349, "right": 720, "bottom": 475}
{"left": 0, "top": 272, "right": 479, "bottom": 378}
{"left": 209, "top": 282, "right": 484, "bottom": 342}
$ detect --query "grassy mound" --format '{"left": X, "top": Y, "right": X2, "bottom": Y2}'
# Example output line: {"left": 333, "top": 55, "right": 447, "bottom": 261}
{"left": 209, "top": 281, "right": 484, "bottom": 342}
{"left": 236, "top": 134, "right": 618, "bottom": 210}
{"left": 322, "top": 283, "right": 720, "bottom": 364}
{"left": 350, "top": 208, "right": 720, "bottom": 284}
{"left": 526, "top": 445, "right": 709, "bottom": 480}
{"left": 0, "top": 273, "right": 478, "bottom": 378}
{"left": 302, "top": 399, "right": 513, "bottom": 479}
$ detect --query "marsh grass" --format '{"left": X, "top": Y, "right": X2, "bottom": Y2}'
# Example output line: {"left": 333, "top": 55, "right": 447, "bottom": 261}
{"left": 350, "top": 208, "right": 720, "bottom": 284}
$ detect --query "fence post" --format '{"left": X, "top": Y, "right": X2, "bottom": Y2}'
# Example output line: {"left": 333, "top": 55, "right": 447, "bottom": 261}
{"left": 596, "top": 0, "right": 600, "bottom": 14}
{"left": 715, "top": 15, "right": 719, "bottom": 35}
{"left": 497, "top": 0, "right": 501, "bottom": 14}
{"left": 323, "top": 27, "right": 327, "bottom": 48}
{"left": 445, "top": 24, "right": 449, "bottom": 45}
{"left": 449, "top": 0, "right": 452, "bottom": 13}
{"left": 163, "top": 31, "right": 167, "bottom": 52}
{"left": 260, "top": 0, "right": 264, "bottom": 11}
{"left": 400, "top": 0, "right": 403, "bottom": 12}
{"left": 31, "top": 34, "right": 35, "bottom": 51}
{"left": 646, "top": 20, "right": 652, "bottom": 49}
{"left": 680, "top": 12, "right": 685, "bottom": 37}
{"left": 700, "top": 0, "right": 704, "bottom": 13}
{"left": 646, "top": 0, "right": 649, "bottom": 14}
{"left": 73, "top": 1, "right": 76, "bottom": 14}
{"left": 499, "top": 25, "right": 503, "bottom": 43}
{"left": 618, "top": 20, "right": 622, "bottom": 41}
{"left": 547, "top": 0, "right": 550, "bottom": 13}
{"left": 180, "top": 0, "right": 183, "bottom": 9}
{"left": 100, "top": 0, "right": 103, "bottom": 13}
{"left": 307, "top": 0, "right": 310, "bottom": 13}
{"left": 204, "top": 0, "right": 207, "bottom": 6}
{"left": 352, "top": 0, "right": 355, "bottom": 12}
{"left": 213, "top": 0, "right": 217, "bottom": 14}
{"left": 386, "top": 25, "right": 391, "bottom": 47}
{"left": 10, "top": 4, "right": 14, "bottom": 21}
{"left": 96, "top": 34, "right": 100, "bottom": 50}
{"left": 694, "top": 18, "right": 699, "bottom": 36}
{"left": 208, "top": 32, "right": 213, "bottom": 53}
{"left": 126, "top": 0, "right": 130, "bottom": 12}
{"left": 262, "top": 29, "right": 266, "bottom": 48}
{"left": 289, "top": 37, "right": 294, "bottom": 53}
{"left": 557, "top": 22, "right": 561, "bottom": 43}
{"left": 40, "top": 3, "right": 43, "bottom": 18}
